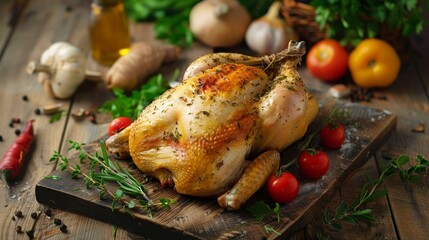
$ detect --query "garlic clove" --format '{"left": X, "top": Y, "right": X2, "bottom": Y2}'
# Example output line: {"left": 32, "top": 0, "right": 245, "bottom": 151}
{"left": 38, "top": 103, "right": 63, "bottom": 115}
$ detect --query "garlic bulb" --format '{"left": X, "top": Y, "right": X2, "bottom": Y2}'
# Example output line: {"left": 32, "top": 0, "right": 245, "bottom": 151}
{"left": 245, "top": 1, "right": 297, "bottom": 55}
{"left": 27, "top": 42, "right": 86, "bottom": 99}
{"left": 190, "top": 0, "right": 252, "bottom": 47}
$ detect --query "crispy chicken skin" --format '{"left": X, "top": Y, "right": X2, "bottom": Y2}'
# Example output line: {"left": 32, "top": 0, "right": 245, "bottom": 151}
{"left": 106, "top": 41, "right": 318, "bottom": 209}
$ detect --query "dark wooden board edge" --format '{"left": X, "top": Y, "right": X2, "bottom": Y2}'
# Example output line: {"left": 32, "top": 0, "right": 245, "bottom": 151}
{"left": 35, "top": 97, "right": 397, "bottom": 240}
{"left": 35, "top": 180, "right": 201, "bottom": 240}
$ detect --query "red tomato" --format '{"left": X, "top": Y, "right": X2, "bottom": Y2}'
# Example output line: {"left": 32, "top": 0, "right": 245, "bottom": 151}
{"left": 321, "top": 124, "right": 345, "bottom": 149}
{"left": 306, "top": 39, "right": 348, "bottom": 82}
{"left": 267, "top": 172, "right": 299, "bottom": 203}
{"left": 108, "top": 117, "right": 133, "bottom": 136}
{"left": 299, "top": 149, "right": 329, "bottom": 179}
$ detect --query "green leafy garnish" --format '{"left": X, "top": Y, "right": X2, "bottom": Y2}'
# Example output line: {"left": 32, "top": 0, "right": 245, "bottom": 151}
{"left": 247, "top": 201, "right": 280, "bottom": 222}
{"left": 311, "top": 0, "right": 429, "bottom": 46}
{"left": 99, "top": 73, "right": 171, "bottom": 120}
{"left": 124, "top": 0, "right": 200, "bottom": 48}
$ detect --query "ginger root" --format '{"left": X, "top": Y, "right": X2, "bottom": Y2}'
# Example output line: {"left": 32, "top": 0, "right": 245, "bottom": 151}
{"left": 105, "top": 42, "right": 181, "bottom": 91}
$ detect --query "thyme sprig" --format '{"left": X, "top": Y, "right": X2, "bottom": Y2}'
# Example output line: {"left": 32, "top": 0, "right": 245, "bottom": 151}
{"left": 49, "top": 140, "right": 175, "bottom": 215}
{"left": 321, "top": 154, "right": 429, "bottom": 233}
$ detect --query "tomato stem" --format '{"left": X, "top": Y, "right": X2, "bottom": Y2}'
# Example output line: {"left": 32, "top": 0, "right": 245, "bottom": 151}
{"left": 279, "top": 160, "right": 296, "bottom": 174}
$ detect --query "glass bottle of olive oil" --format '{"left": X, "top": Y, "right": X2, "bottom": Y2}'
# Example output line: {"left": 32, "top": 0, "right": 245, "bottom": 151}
{"left": 89, "top": 0, "right": 130, "bottom": 66}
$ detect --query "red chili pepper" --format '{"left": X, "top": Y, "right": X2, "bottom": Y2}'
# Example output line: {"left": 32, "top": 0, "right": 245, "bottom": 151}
{"left": 0, "top": 120, "right": 35, "bottom": 183}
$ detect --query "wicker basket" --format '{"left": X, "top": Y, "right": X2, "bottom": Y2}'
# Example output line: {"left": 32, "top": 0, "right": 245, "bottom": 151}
{"left": 281, "top": 0, "right": 325, "bottom": 47}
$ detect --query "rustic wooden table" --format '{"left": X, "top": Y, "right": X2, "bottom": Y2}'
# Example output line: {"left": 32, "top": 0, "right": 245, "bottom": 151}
{"left": 0, "top": 0, "right": 428, "bottom": 239}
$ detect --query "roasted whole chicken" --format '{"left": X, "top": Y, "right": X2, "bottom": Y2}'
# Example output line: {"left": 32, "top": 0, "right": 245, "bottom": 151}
{"left": 106, "top": 41, "right": 318, "bottom": 210}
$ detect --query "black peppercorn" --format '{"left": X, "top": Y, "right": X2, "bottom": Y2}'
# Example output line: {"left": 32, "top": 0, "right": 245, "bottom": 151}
{"left": 0, "top": 135, "right": 3, "bottom": 142}
{"left": 54, "top": 218, "right": 62, "bottom": 225}
{"left": 14, "top": 210, "right": 23, "bottom": 218}
{"left": 30, "top": 212, "right": 38, "bottom": 219}
{"left": 44, "top": 209, "right": 52, "bottom": 217}
{"left": 22, "top": 95, "right": 29, "bottom": 101}
{"left": 15, "top": 129, "right": 21, "bottom": 136}
{"left": 60, "top": 224, "right": 68, "bottom": 233}
{"left": 16, "top": 225, "right": 23, "bottom": 233}
{"left": 35, "top": 108, "right": 41, "bottom": 115}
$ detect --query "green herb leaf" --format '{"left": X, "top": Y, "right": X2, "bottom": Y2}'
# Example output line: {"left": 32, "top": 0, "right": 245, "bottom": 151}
{"left": 128, "top": 200, "right": 135, "bottom": 209}
{"left": 396, "top": 155, "right": 410, "bottom": 166}
{"left": 331, "top": 223, "right": 342, "bottom": 232}
{"left": 44, "top": 175, "right": 61, "bottom": 180}
{"left": 342, "top": 216, "right": 358, "bottom": 225}
{"left": 335, "top": 202, "right": 349, "bottom": 217}
{"left": 99, "top": 73, "right": 171, "bottom": 120}
{"left": 349, "top": 209, "right": 372, "bottom": 216}
{"left": 159, "top": 198, "right": 173, "bottom": 209}
{"left": 264, "top": 225, "right": 281, "bottom": 236}
{"left": 247, "top": 201, "right": 279, "bottom": 221}
{"left": 365, "top": 189, "right": 388, "bottom": 202}
{"left": 49, "top": 111, "right": 65, "bottom": 123}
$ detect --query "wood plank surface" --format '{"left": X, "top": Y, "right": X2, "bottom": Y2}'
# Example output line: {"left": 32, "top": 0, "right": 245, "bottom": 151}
{"left": 35, "top": 94, "right": 396, "bottom": 239}
{"left": 0, "top": 0, "right": 77, "bottom": 239}
{"left": 0, "top": 0, "right": 27, "bottom": 54}
{"left": 0, "top": 0, "right": 428, "bottom": 239}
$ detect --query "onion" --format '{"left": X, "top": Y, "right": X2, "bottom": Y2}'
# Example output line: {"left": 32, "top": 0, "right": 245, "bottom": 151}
{"left": 190, "top": 0, "right": 252, "bottom": 47}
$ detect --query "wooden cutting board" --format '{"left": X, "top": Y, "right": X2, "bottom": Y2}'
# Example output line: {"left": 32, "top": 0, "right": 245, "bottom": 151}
{"left": 35, "top": 93, "right": 396, "bottom": 240}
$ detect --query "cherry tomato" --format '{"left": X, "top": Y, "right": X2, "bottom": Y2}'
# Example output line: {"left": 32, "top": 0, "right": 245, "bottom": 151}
{"left": 108, "top": 117, "right": 133, "bottom": 136}
{"left": 321, "top": 124, "right": 345, "bottom": 149}
{"left": 299, "top": 149, "right": 329, "bottom": 179}
{"left": 306, "top": 39, "right": 348, "bottom": 82}
{"left": 267, "top": 172, "right": 299, "bottom": 203}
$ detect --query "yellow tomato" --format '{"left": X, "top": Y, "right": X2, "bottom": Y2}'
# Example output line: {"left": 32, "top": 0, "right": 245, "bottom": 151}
{"left": 349, "top": 38, "right": 401, "bottom": 88}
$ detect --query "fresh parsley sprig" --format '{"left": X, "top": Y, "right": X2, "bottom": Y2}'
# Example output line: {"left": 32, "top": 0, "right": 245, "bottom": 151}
{"left": 49, "top": 140, "right": 175, "bottom": 215}
{"left": 311, "top": 0, "right": 429, "bottom": 46}
{"left": 247, "top": 201, "right": 280, "bottom": 222}
{"left": 99, "top": 73, "right": 172, "bottom": 120}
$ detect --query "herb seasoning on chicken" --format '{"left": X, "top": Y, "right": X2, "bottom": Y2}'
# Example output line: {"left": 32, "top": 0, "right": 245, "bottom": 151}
{"left": 106, "top": 41, "right": 318, "bottom": 210}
